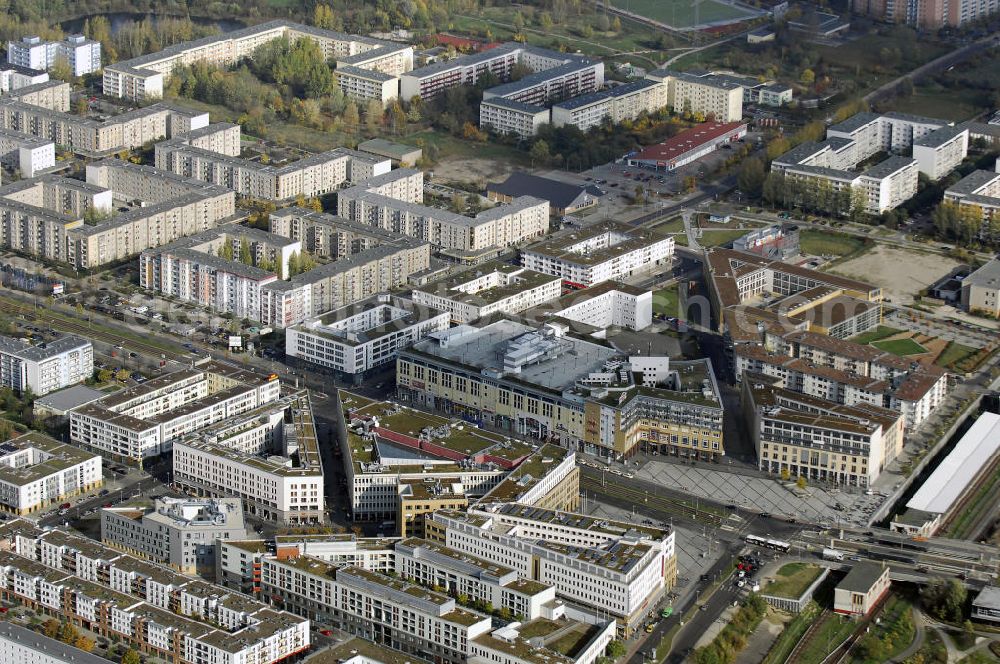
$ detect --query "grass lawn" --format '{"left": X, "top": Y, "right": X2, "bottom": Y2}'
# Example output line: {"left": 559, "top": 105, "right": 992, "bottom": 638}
{"left": 653, "top": 284, "right": 681, "bottom": 317}
{"left": 651, "top": 216, "right": 686, "bottom": 233}
{"left": 699, "top": 229, "right": 748, "bottom": 248}
{"left": 851, "top": 595, "right": 914, "bottom": 663}
{"left": 797, "top": 613, "right": 858, "bottom": 664}
{"left": 762, "top": 563, "right": 823, "bottom": 600}
{"left": 674, "top": 233, "right": 689, "bottom": 246}
{"left": 935, "top": 341, "right": 978, "bottom": 369}
{"left": 449, "top": 10, "right": 674, "bottom": 61}
{"left": 402, "top": 129, "right": 528, "bottom": 166}
{"left": 799, "top": 230, "right": 868, "bottom": 258}
{"left": 872, "top": 338, "right": 928, "bottom": 356}
{"left": 376, "top": 408, "right": 503, "bottom": 454}
{"left": 611, "top": 0, "right": 754, "bottom": 28}
{"left": 849, "top": 326, "right": 903, "bottom": 345}
{"left": 880, "top": 86, "right": 984, "bottom": 123}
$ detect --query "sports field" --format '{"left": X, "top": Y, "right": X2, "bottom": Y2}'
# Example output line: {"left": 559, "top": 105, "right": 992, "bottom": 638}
{"left": 613, "top": 0, "right": 756, "bottom": 28}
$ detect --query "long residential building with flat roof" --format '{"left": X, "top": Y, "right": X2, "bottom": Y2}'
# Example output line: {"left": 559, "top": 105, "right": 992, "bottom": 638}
{"left": 520, "top": 221, "right": 674, "bottom": 288}
{"left": 103, "top": 21, "right": 412, "bottom": 104}
{"left": 155, "top": 140, "right": 390, "bottom": 201}
{"left": 944, "top": 170, "right": 1000, "bottom": 242}
{"left": 551, "top": 79, "right": 668, "bottom": 132}
{"left": 411, "top": 261, "right": 562, "bottom": 323}
{"left": 338, "top": 169, "right": 549, "bottom": 254}
{"left": 264, "top": 207, "right": 432, "bottom": 328}
{"left": 70, "top": 360, "right": 282, "bottom": 462}
{"left": 397, "top": 320, "right": 724, "bottom": 460}
{"left": 644, "top": 69, "right": 744, "bottom": 123}
{"left": 5, "top": 523, "right": 310, "bottom": 664}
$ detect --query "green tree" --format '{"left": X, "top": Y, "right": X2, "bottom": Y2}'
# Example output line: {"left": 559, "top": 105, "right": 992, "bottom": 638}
{"left": 529, "top": 140, "right": 551, "bottom": 167}
{"left": 612, "top": 16, "right": 622, "bottom": 32}
{"left": 239, "top": 235, "right": 252, "bottom": 265}
{"left": 737, "top": 157, "right": 766, "bottom": 200}
{"left": 74, "top": 96, "right": 88, "bottom": 116}
{"left": 97, "top": 369, "right": 113, "bottom": 383}
{"left": 121, "top": 649, "right": 141, "bottom": 664}
{"left": 50, "top": 54, "right": 73, "bottom": 82}
{"left": 115, "top": 369, "right": 131, "bottom": 383}
{"left": 921, "top": 577, "right": 966, "bottom": 623}
{"left": 288, "top": 251, "right": 301, "bottom": 276}
{"left": 799, "top": 68, "right": 815, "bottom": 85}
{"left": 217, "top": 242, "right": 234, "bottom": 261}
{"left": 313, "top": 4, "right": 336, "bottom": 29}
{"left": 796, "top": 475, "right": 807, "bottom": 489}
{"left": 606, "top": 640, "right": 627, "bottom": 659}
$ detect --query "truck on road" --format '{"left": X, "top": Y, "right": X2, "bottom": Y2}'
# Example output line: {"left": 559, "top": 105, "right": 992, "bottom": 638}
{"left": 823, "top": 547, "right": 845, "bottom": 561}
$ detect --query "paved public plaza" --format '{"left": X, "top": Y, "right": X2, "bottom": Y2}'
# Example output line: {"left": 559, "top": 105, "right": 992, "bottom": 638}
{"left": 637, "top": 461, "right": 889, "bottom": 528}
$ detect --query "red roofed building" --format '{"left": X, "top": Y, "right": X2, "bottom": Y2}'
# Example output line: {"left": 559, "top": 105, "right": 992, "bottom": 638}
{"left": 627, "top": 121, "right": 747, "bottom": 171}
{"left": 433, "top": 33, "right": 502, "bottom": 52}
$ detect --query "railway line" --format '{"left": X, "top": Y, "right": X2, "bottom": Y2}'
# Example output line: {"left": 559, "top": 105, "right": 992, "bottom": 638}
{"left": 0, "top": 296, "right": 186, "bottom": 360}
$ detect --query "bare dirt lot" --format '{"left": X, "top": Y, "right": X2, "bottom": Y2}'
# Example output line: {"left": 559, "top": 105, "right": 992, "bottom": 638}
{"left": 827, "top": 245, "right": 962, "bottom": 304}
{"left": 431, "top": 157, "right": 515, "bottom": 185}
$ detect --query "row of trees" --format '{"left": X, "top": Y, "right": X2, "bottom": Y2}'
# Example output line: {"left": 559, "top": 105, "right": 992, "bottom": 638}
{"left": 761, "top": 171, "right": 870, "bottom": 222}
{"left": 40, "top": 618, "right": 95, "bottom": 653}
{"left": 694, "top": 593, "right": 768, "bottom": 664}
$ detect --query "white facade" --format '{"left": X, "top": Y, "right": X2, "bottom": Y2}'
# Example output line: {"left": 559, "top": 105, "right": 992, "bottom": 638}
{"left": 7, "top": 35, "right": 101, "bottom": 76}
{"left": 412, "top": 265, "right": 562, "bottom": 323}
{"left": 913, "top": 127, "right": 969, "bottom": 180}
{"left": 0, "top": 64, "right": 48, "bottom": 92}
{"left": 338, "top": 169, "right": 549, "bottom": 252}
{"left": 0, "top": 334, "right": 93, "bottom": 396}
{"left": 286, "top": 295, "right": 451, "bottom": 375}
{"left": 432, "top": 504, "right": 675, "bottom": 633}
{"left": 0, "top": 433, "right": 101, "bottom": 514}
{"left": 171, "top": 392, "right": 324, "bottom": 524}
{"left": 555, "top": 284, "right": 654, "bottom": 331}
{"left": 103, "top": 21, "right": 411, "bottom": 102}
{"left": 70, "top": 361, "right": 282, "bottom": 460}
{"left": 521, "top": 222, "right": 675, "bottom": 287}
{"left": 479, "top": 99, "right": 550, "bottom": 138}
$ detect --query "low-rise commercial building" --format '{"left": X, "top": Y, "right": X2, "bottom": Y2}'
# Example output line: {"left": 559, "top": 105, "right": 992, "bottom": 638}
{"left": 520, "top": 221, "right": 674, "bottom": 288}
{"left": 0, "top": 432, "right": 102, "bottom": 515}
{"left": 627, "top": 121, "right": 747, "bottom": 171}
{"left": 101, "top": 497, "right": 249, "bottom": 575}
{"left": 70, "top": 360, "right": 282, "bottom": 462}
{"left": 833, "top": 562, "right": 890, "bottom": 617}
{"left": 411, "top": 261, "right": 562, "bottom": 323}
{"left": 487, "top": 172, "right": 603, "bottom": 217}
{"left": 973, "top": 586, "right": 1000, "bottom": 624}
{"left": 0, "top": 334, "right": 92, "bottom": 396}
{"left": 286, "top": 294, "right": 450, "bottom": 377}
